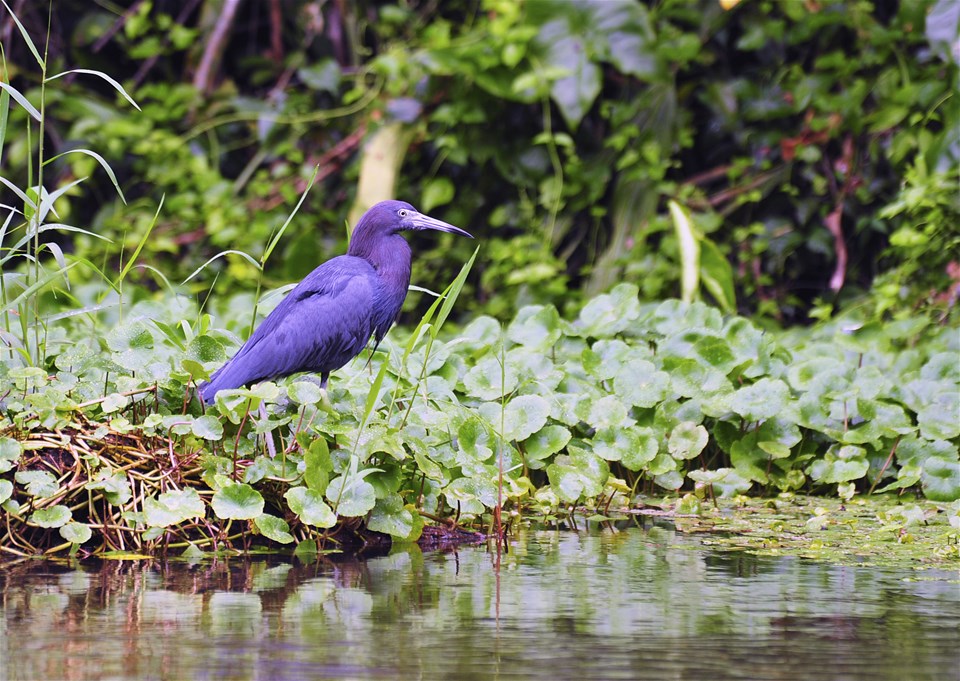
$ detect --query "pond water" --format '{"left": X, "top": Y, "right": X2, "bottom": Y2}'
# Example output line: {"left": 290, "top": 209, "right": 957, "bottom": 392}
{"left": 1, "top": 523, "right": 957, "bottom": 681}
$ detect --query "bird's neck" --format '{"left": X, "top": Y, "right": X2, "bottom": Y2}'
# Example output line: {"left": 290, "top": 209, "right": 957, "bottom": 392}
{"left": 349, "top": 232, "right": 411, "bottom": 277}
{"left": 349, "top": 232, "right": 412, "bottom": 339}
{"left": 349, "top": 231, "right": 412, "bottom": 308}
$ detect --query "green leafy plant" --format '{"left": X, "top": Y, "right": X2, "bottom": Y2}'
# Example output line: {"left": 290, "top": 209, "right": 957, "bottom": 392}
{"left": 1, "top": 1, "right": 958, "bottom": 560}
{"left": 3, "top": 279, "right": 957, "bottom": 557}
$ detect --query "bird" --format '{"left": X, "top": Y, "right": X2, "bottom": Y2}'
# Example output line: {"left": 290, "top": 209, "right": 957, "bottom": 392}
{"left": 199, "top": 200, "right": 472, "bottom": 405}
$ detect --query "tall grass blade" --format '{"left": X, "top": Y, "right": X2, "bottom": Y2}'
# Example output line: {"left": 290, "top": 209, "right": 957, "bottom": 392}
{"left": 431, "top": 245, "right": 478, "bottom": 337}
{"left": 37, "top": 223, "right": 112, "bottom": 241}
{"left": 0, "top": 328, "right": 25, "bottom": 353}
{"left": 181, "top": 250, "right": 261, "bottom": 285}
{"left": 0, "top": 205, "right": 14, "bottom": 253}
{"left": 407, "top": 284, "right": 442, "bottom": 297}
{"left": 5, "top": 224, "right": 111, "bottom": 262}
{"left": 0, "top": 206, "right": 14, "bottom": 349}
{"left": 699, "top": 237, "right": 736, "bottom": 313}
{"left": 45, "top": 149, "right": 127, "bottom": 203}
{"left": 133, "top": 264, "right": 175, "bottom": 296}
{"left": 0, "top": 0, "right": 44, "bottom": 68}
{"left": 38, "top": 241, "right": 68, "bottom": 287}
{"left": 387, "top": 249, "right": 477, "bottom": 419}
{"left": 2, "top": 261, "right": 78, "bottom": 313}
{"left": 0, "top": 81, "right": 41, "bottom": 121}
{"left": 669, "top": 199, "right": 699, "bottom": 304}
{"left": 36, "top": 176, "right": 87, "bottom": 224}
{"left": 0, "top": 60, "right": 8, "bottom": 164}
{"left": 0, "top": 175, "right": 37, "bottom": 209}
{"left": 357, "top": 352, "right": 391, "bottom": 448}
{"left": 44, "top": 69, "right": 140, "bottom": 111}
{"left": 151, "top": 319, "right": 187, "bottom": 351}
{"left": 117, "top": 195, "right": 164, "bottom": 286}
{"left": 63, "top": 254, "right": 121, "bottom": 295}
{"left": 401, "top": 298, "right": 442, "bottom": 369}
{"left": 261, "top": 163, "right": 320, "bottom": 264}
{"left": 250, "top": 163, "right": 320, "bottom": 335}
{"left": 43, "top": 302, "right": 117, "bottom": 323}
{"left": 257, "top": 283, "right": 297, "bottom": 307}
{"left": 386, "top": 315, "right": 438, "bottom": 416}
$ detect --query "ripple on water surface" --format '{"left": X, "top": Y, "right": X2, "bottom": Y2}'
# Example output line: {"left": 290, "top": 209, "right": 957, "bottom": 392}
{"left": 2, "top": 526, "right": 957, "bottom": 681}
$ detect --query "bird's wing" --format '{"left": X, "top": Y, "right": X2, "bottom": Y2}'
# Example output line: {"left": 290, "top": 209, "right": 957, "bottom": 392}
{"left": 204, "top": 256, "right": 378, "bottom": 393}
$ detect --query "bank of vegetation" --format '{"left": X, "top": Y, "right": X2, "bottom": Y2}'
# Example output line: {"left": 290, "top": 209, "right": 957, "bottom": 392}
{"left": 0, "top": 1, "right": 957, "bottom": 556}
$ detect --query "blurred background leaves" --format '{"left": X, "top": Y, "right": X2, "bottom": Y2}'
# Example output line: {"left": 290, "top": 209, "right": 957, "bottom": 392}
{"left": 0, "top": 0, "right": 956, "bottom": 328}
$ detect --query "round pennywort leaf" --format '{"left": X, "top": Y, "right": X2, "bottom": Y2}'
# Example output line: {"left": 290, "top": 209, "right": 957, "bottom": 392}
{"left": 211, "top": 483, "right": 264, "bottom": 520}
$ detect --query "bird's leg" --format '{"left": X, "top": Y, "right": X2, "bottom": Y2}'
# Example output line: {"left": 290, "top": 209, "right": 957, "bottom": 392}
{"left": 319, "top": 373, "right": 334, "bottom": 413}
{"left": 259, "top": 401, "right": 278, "bottom": 458}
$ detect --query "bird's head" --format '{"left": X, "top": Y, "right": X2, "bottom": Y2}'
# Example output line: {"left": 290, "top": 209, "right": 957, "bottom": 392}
{"left": 353, "top": 200, "right": 473, "bottom": 241}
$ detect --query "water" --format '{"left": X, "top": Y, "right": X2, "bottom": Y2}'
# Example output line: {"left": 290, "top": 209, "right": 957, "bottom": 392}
{"left": 1, "top": 524, "right": 957, "bottom": 681}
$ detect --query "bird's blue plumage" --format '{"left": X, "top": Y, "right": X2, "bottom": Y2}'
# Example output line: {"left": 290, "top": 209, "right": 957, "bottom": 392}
{"left": 198, "top": 200, "right": 472, "bottom": 404}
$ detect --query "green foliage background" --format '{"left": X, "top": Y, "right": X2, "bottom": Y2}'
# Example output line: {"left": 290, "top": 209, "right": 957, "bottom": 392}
{"left": 2, "top": 0, "right": 957, "bottom": 320}
{"left": 0, "top": 0, "right": 958, "bottom": 555}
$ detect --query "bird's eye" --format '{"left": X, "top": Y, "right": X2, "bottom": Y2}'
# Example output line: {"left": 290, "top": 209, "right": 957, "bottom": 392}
{"left": 398, "top": 209, "right": 407, "bottom": 217}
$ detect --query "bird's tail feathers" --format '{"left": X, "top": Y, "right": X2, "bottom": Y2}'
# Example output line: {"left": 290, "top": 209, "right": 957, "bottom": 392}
{"left": 198, "top": 363, "right": 232, "bottom": 406}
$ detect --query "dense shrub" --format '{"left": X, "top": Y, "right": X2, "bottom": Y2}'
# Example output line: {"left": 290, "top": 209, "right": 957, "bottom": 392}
{"left": 0, "top": 0, "right": 956, "bottom": 321}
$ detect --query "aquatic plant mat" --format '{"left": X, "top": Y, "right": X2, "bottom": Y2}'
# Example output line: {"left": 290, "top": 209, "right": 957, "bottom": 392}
{"left": 2, "top": 292, "right": 958, "bottom": 564}
{"left": 0, "top": 418, "right": 485, "bottom": 559}
{"left": 2, "top": 410, "right": 956, "bottom": 576}
{"left": 646, "top": 494, "right": 960, "bottom": 575}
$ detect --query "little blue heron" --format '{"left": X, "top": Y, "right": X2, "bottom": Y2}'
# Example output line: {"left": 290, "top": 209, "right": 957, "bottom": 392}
{"left": 199, "top": 200, "right": 472, "bottom": 404}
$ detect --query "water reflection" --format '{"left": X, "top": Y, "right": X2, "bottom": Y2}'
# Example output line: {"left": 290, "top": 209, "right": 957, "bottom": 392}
{"left": 2, "top": 524, "right": 957, "bottom": 680}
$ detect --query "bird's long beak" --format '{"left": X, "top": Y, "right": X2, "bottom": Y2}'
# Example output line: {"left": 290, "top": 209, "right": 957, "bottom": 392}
{"left": 410, "top": 212, "right": 473, "bottom": 239}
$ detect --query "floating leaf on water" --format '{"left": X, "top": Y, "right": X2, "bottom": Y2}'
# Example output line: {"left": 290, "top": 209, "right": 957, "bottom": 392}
{"left": 293, "top": 539, "right": 318, "bottom": 561}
